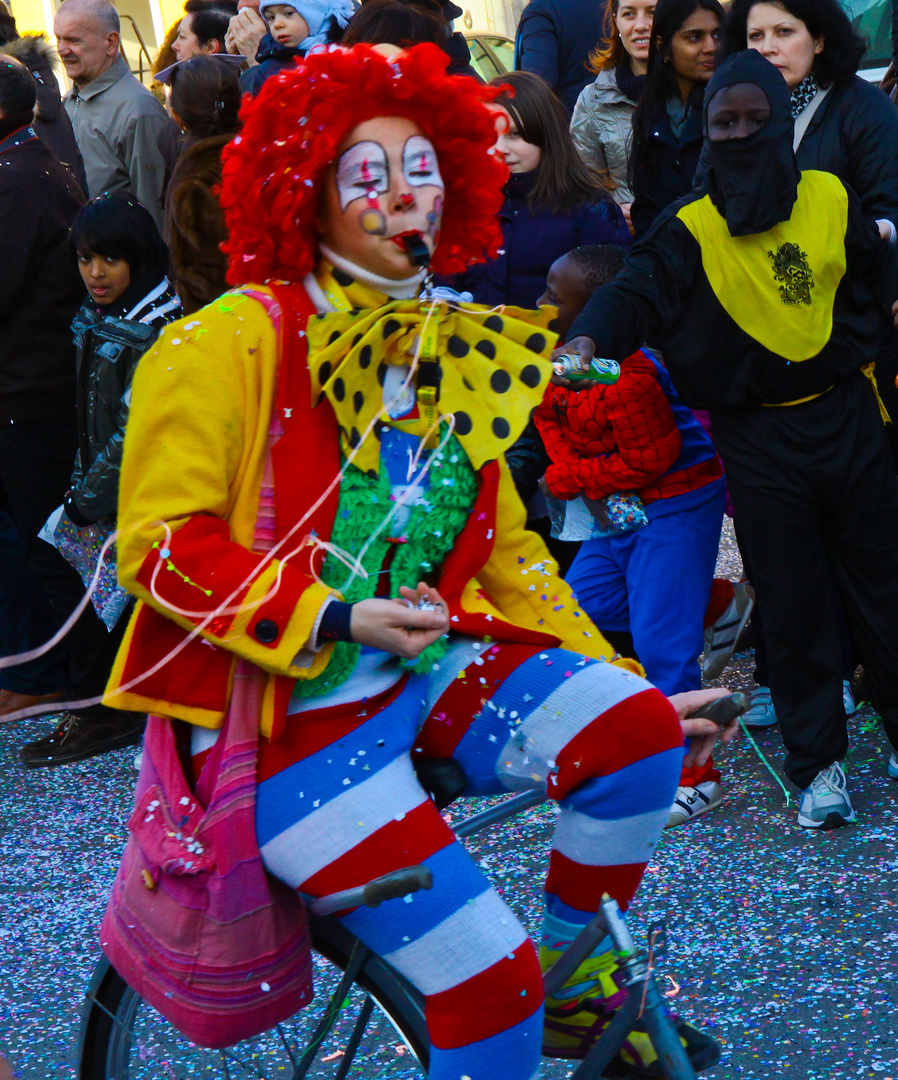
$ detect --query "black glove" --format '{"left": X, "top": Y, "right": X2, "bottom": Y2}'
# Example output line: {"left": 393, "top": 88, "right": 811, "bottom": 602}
{"left": 63, "top": 490, "right": 93, "bottom": 528}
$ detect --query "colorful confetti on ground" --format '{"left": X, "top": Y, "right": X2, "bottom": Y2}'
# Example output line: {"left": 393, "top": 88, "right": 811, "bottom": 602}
{"left": 1, "top": 521, "right": 896, "bottom": 1077}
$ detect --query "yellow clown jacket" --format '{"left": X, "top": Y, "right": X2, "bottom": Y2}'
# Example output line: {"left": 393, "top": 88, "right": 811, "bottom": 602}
{"left": 105, "top": 276, "right": 638, "bottom": 738}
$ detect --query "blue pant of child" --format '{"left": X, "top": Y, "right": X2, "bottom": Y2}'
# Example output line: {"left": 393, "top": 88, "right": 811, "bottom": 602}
{"left": 565, "top": 490, "right": 724, "bottom": 696}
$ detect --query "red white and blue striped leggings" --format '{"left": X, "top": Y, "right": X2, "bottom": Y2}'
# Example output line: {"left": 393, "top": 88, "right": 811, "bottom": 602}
{"left": 195, "top": 639, "right": 684, "bottom": 1079}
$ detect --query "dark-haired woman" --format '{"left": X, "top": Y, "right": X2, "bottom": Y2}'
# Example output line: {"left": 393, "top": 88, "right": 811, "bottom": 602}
{"left": 164, "top": 56, "right": 241, "bottom": 313}
{"left": 570, "top": 0, "right": 655, "bottom": 223}
{"left": 172, "top": 0, "right": 238, "bottom": 61}
{"left": 67, "top": 192, "right": 181, "bottom": 530}
{"left": 721, "top": 0, "right": 898, "bottom": 723}
{"left": 628, "top": 0, "right": 723, "bottom": 238}
{"left": 723, "top": 0, "right": 898, "bottom": 464}
{"left": 343, "top": 0, "right": 445, "bottom": 46}
{"left": 456, "top": 71, "right": 630, "bottom": 309}
{"left": 343, "top": 0, "right": 481, "bottom": 79}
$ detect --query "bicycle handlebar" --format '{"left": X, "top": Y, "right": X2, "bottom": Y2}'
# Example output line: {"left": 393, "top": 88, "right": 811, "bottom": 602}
{"left": 686, "top": 691, "right": 749, "bottom": 728}
{"left": 311, "top": 865, "right": 434, "bottom": 916}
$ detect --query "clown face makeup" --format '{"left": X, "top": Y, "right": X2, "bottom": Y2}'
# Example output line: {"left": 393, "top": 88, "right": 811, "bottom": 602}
{"left": 403, "top": 136, "right": 443, "bottom": 190}
{"left": 318, "top": 116, "right": 446, "bottom": 280}
{"left": 336, "top": 141, "right": 390, "bottom": 211}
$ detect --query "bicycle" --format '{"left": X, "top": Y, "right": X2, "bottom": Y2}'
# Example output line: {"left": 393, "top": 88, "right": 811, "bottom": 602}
{"left": 78, "top": 754, "right": 725, "bottom": 1080}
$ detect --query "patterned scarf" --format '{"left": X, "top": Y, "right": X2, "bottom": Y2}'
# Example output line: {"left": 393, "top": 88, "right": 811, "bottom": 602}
{"left": 790, "top": 74, "right": 819, "bottom": 118}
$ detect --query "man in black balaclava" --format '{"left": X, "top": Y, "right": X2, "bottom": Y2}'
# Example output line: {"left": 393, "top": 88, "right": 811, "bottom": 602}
{"left": 702, "top": 48, "right": 799, "bottom": 237}
{"left": 554, "top": 49, "right": 898, "bottom": 833}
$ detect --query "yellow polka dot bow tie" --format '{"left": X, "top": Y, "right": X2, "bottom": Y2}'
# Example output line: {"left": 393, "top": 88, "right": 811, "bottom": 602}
{"left": 306, "top": 300, "right": 559, "bottom": 473}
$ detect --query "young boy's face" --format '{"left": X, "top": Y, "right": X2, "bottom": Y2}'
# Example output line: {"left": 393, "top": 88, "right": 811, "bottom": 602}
{"left": 538, "top": 254, "right": 594, "bottom": 342}
{"left": 706, "top": 82, "right": 771, "bottom": 142}
{"left": 263, "top": 4, "right": 310, "bottom": 48}
{"left": 77, "top": 251, "right": 132, "bottom": 307}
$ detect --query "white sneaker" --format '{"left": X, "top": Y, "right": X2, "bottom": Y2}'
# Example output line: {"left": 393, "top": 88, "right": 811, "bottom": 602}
{"left": 702, "top": 582, "right": 754, "bottom": 681}
{"left": 842, "top": 680, "right": 858, "bottom": 716}
{"left": 666, "top": 781, "right": 723, "bottom": 829}
{"left": 888, "top": 752, "right": 898, "bottom": 780}
{"left": 797, "top": 762, "right": 856, "bottom": 829}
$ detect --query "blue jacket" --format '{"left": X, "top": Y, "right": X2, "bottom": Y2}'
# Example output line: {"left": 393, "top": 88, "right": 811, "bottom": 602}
{"left": 514, "top": 0, "right": 602, "bottom": 114}
{"left": 239, "top": 35, "right": 301, "bottom": 95}
{"left": 456, "top": 171, "right": 631, "bottom": 309}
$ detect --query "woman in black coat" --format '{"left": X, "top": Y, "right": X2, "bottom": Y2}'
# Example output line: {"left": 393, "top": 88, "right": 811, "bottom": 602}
{"left": 628, "top": 0, "right": 723, "bottom": 238}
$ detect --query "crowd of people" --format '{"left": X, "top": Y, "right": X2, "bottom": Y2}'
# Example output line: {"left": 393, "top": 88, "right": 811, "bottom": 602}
{"left": 2, "top": 0, "right": 898, "bottom": 1073}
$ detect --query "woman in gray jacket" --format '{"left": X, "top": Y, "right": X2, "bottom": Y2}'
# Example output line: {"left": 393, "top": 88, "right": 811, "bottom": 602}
{"left": 570, "top": 0, "right": 655, "bottom": 223}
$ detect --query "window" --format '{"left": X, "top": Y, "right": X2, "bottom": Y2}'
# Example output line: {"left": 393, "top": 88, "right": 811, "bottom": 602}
{"left": 483, "top": 35, "right": 515, "bottom": 73}
{"left": 842, "top": 0, "right": 891, "bottom": 72}
{"left": 467, "top": 37, "right": 501, "bottom": 80}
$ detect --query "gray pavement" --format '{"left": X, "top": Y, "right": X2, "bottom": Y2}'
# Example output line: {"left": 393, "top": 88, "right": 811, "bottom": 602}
{"left": 2, "top": 521, "right": 897, "bottom": 1078}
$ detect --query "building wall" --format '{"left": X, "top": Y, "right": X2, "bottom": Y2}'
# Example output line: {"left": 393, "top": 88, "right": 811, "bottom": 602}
{"left": 457, "top": 0, "right": 527, "bottom": 37}
{"left": 7, "top": 0, "right": 170, "bottom": 84}
{"left": 6, "top": 0, "right": 527, "bottom": 86}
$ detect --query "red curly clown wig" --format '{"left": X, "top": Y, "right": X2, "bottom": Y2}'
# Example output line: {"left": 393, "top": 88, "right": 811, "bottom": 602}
{"left": 220, "top": 43, "right": 508, "bottom": 285}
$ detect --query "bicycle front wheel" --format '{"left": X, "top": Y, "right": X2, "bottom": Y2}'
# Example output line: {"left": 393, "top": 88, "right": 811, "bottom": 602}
{"left": 77, "top": 914, "right": 429, "bottom": 1080}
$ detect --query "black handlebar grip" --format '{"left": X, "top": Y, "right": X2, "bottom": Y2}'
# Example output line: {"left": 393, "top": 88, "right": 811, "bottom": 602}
{"left": 362, "top": 865, "right": 434, "bottom": 908}
{"left": 686, "top": 691, "right": 750, "bottom": 728}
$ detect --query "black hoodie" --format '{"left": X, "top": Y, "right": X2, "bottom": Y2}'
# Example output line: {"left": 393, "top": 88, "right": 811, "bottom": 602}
{"left": 0, "top": 34, "right": 87, "bottom": 191}
{"left": 568, "top": 52, "right": 898, "bottom": 411}
{"left": 0, "top": 125, "right": 85, "bottom": 424}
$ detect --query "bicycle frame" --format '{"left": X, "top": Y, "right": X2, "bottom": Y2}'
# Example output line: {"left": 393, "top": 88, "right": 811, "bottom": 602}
{"left": 311, "top": 789, "right": 699, "bottom": 1080}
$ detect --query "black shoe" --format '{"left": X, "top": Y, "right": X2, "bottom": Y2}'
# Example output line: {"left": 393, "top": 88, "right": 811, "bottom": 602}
{"left": 604, "top": 1022, "right": 722, "bottom": 1076}
{"left": 19, "top": 711, "right": 145, "bottom": 768}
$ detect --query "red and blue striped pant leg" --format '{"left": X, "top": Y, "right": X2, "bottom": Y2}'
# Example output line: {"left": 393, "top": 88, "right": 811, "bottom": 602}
{"left": 416, "top": 641, "right": 685, "bottom": 925}
{"left": 193, "top": 643, "right": 682, "bottom": 1075}
{"left": 248, "top": 675, "right": 546, "bottom": 1080}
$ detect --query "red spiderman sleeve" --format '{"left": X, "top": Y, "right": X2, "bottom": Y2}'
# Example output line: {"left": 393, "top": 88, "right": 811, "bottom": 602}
{"left": 539, "top": 370, "right": 682, "bottom": 501}
{"left": 533, "top": 393, "right": 586, "bottom": 470}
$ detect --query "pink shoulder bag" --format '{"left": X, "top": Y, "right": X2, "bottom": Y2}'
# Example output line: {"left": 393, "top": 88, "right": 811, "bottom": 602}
{"left": 100, "top": 660, "right": 313, "bottom": 1048}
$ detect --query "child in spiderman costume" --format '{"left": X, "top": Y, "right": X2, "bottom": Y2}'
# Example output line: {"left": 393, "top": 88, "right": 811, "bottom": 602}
{"left": 534, "top": 244, "right": 726, "bottom": 830}
{"left": 105, "top": 43, "right": 728, "bottom": 1076}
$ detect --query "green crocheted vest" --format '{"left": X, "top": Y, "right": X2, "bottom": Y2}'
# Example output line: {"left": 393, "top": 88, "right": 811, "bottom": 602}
{"left": 295, "top": 427, "right": 478, "bottom": 699}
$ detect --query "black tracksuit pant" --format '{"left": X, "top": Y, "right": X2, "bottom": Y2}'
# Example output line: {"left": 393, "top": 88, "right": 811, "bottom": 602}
{"left": 710, "top": 372, "right": 898, "bottom": 789}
